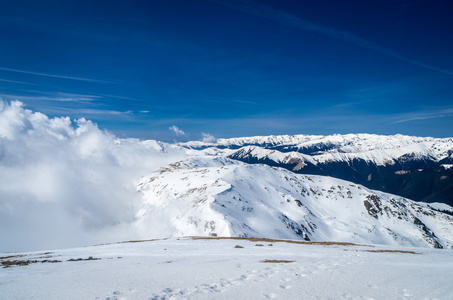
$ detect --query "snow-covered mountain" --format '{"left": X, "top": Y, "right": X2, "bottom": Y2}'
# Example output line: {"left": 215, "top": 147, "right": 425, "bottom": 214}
{"left": 135, "top": 156, "right": 453, "bottom": 249}
{"left": 180, "top": 134, "right": 453, "bottom": 205}
{"left": 182, "top": 134, "right": 453, "bottom": 161}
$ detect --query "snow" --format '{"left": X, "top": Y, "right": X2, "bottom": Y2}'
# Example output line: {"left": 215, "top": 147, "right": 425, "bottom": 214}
{"left": 1, "top": 237, "right": 453, "bottom": 300}
{"left": 136, "top": 156, "right": 453, "bottom": 249}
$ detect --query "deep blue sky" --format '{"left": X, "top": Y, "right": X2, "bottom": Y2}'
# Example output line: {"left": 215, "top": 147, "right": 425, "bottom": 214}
{"left": 1, "top": 0, "right": 452, "bottom": 141}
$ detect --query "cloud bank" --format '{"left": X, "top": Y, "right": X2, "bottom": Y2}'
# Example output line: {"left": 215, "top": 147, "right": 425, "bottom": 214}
{"left": 0, "top": 101, "right": 188, "bottom": 252}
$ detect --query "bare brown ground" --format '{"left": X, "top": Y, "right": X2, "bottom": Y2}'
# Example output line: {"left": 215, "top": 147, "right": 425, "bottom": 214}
{"left": 189, "top": 236, "right": 367, "bottom": 247}
{"left": 1, "top": 259, "right": 38, "bottom": 267}
{"left": 261, "top": 259, "right": 295, "bottom": 263}
{"left": 94, "top": 238, "right": 165, "bottom": 246}
{"left": 362, "top": 249, "right": 420, "bottom": 254}
{"left": 117, "top": 239, "right": 164, "bottom": 244}
{"left": 0, "top": 254, "right": 25, "bottom": 260}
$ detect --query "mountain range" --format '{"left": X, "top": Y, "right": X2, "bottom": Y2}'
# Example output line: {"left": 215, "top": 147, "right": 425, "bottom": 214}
{"left": 180, "top": 134, "right": 453, "bottom": 206}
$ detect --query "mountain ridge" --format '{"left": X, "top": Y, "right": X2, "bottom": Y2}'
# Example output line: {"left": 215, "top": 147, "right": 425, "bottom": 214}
{"left": 179, "top": 133, "right": 453, "bottom": 205}
{"left": 135, "top": 156, "right": 453, "bottom": 249}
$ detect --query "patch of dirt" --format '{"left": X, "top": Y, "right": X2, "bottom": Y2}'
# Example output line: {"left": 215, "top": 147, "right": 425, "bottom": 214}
{"left": 190, "top": 236, "right": 368, "bottom": 247}
{"left": 0, "top": 254, "right": 25, "bottom": 260}
{"left": 67, "top": 256, "right": 101, "bottom": 262}
{"left": 1, "top": 260, "right": 37, "bottom": 267}
{"left": 95, "top": 238, "right": 164, "bottom": 246}
{"left": 261, "top": 259, "right": 295, "bottom": 263}
{"left": 362, "top": 249, "right": 420, "bottom": 254}
{"left": 118, "top": 239, "right": 163, "bottom": 244}
{"left": 1, "top": 259, "right": 62, "bottom": 268}
{"left": 96, "top": 236, "right": 419, "bottom": 255}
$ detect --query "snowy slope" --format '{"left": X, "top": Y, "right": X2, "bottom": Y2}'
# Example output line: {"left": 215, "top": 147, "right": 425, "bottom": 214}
{"left": 135, "top": 157, "right": 453, "bottom": 249}
{"left": 2, "top": 238, "right": 453, "bottom": 300}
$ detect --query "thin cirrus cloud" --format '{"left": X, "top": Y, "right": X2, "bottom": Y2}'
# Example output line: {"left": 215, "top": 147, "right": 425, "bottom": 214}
{"left": 66, "top": 108, "right": 133, "bottom": 116}
{"left": 392, "top": 108, "right": 453, "bottom": 124}
{"left": 0, "top": 66, "right": 111, "bottom": 83}
{"left": 213, "top": 0, "right": 453, "bottom": 77}
{"left": 0, "top": 78, "right": 40, "bottom": 85}
{"left": 0, "top": 92, "right": 101, "bottom": 103}
{"left": 40, "top": 106, "right": 135, "bottom": 119}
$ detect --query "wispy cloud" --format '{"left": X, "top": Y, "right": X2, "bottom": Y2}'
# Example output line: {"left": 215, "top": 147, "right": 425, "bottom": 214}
{"left": 0, "top": 78, "right": 38, "bottom": 85}
{"left": 0, "top": 92, "right": 101, "bottom": 103}
{"left": 169, "top": 125, "right": 186, "bottom": 136}
{"left": 38, "top": 106, "right": 135, "bottom": 120}
{"left": 0, "top": 66, "right": 110, "bottom": 83}
{"left": 233, "top": 99, "right": 257, "bottom": 105}
{"left": 213, "top": 0, "right": 453, "bottom": 76}
{"left": 97, "top": 93, "right": 138, "bottom": 101}
{"left": 73, "top": 109, "right": 133, "bottom": 116}
{"left": 392, "top": 108, "right": 453, "bottom": 124}
{"left": 330, "top": 99, "right": 374, "bottom": 110}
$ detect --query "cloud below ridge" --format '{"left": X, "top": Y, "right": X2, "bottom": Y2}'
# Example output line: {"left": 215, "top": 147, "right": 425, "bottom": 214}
{"left": 0, "top": 100, "right": 189, "bottom": 252}
{"left": 202, "top": 132, "right": 216, "bottom": 143}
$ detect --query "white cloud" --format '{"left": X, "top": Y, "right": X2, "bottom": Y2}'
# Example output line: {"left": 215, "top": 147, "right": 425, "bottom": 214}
{"left": 0, "top": 100, "right": 188, "bottom": 252}
{"left": 202, "top": 132, "right": 216, "bottom": 143}
{"left": 169, "top": 125, "right": 185, "bottom": 136}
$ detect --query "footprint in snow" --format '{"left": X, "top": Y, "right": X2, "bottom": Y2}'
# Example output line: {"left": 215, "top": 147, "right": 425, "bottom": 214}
{"left": 99, "top": 289, "right": 135, "bottom": 300}
{"left": 279, "top": 284, "right": 291, "bottom": 290}
{"left": 402, "top": 289, "right": 412, "bottom": 298}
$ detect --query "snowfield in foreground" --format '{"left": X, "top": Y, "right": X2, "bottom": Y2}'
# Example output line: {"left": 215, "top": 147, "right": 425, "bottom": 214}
{"left": 1, "top": 237, "right": 453, "bottom": 300}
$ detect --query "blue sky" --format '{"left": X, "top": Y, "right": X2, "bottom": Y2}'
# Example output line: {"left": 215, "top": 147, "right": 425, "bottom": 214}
{"left": 0, "top": 0, "right": 452, "bottom": 141}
